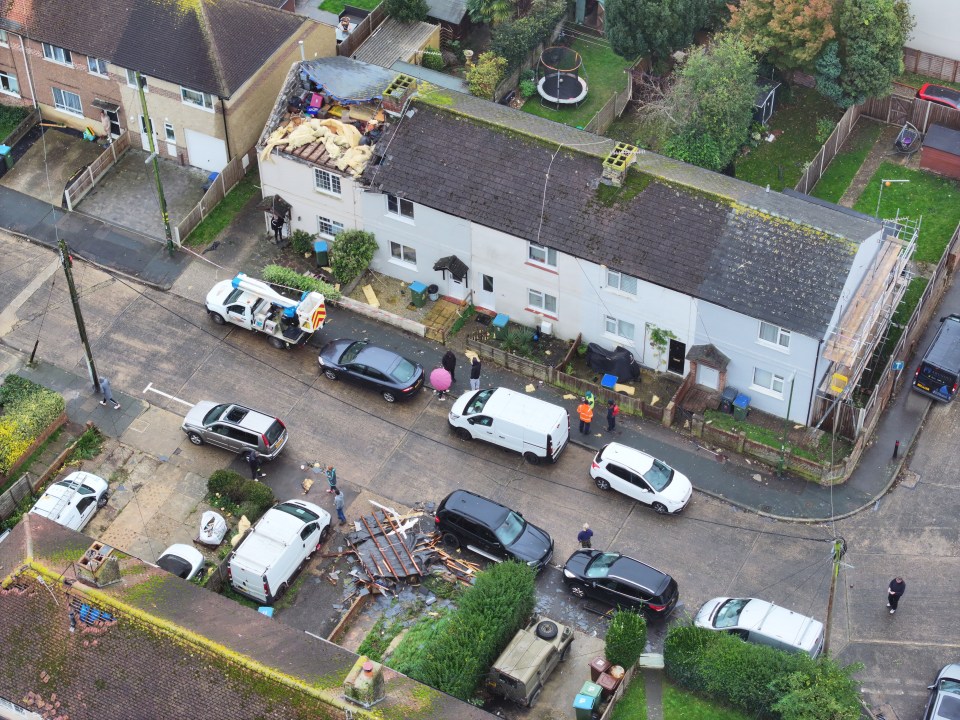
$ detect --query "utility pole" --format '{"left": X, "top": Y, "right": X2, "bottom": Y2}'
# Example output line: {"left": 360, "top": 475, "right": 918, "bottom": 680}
{"left": 135, "top": 70, "right": 175, "bottom": 256}
{"left": 823, "top": 536, "right": 847, "bottom": 657}
{"left": 58, "top": 239, "right": 100, "bottom": 392}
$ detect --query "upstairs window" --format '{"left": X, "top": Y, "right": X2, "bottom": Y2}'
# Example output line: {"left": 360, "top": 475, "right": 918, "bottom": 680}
{"left": 126, "top": 69, "right": 148, "bottom": 91}
{"left": 181, "top": 86, "right": 214, "bottom": 110}
{"left": 387, "top": 193, "right": 413, "bottom": 219}
{"left": 314, "top": 168, "right": 342, "bottom": 196}
{"left": 606, "top": 269, "right": 638, "bottom": 295}
{"left": 87, "top": 57, "right": 108, "bottom": 76}
{"left": 42, "top": 43, "right": 72, "bottom": 65}
{"left": 758, "top": 321, "right": 791, "bottom": 349}
{"left": 528, "top": 242, "right": 557, "bottom": 267}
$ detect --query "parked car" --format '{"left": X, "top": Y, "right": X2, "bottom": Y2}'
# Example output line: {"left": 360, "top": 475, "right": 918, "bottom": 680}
{"left": 318, "top": 338, "right": 424, "bottom": 402}
{"left": 924, "top": 663, "right": 960, "bottom": 720}
{"left": 562, "top": 549, "right": 679, "bottom": 618}
{"left": 228, "top": 499, "right": 331, "bottom": 604}
{"left": 590, "top": 442, "right": 692, "bottom": 514}
{"left": 181, "top": 401, "right": 288, "bottom": 459}
{"left": 29, "top": 471, "right": 109, "bottom": 531}
{"left": 488, "top": 617, "right": 574, "bottom": 708}
{"left": 157, "top": 543, "right": 206, "bottom": 580}
{"left": 694, "top": 597, "right": 825, "bottom": 658}
{"left": 435, "top": 489, "right": 554, "bottom": 572}
{"left": 917, "top": 83, "right": 960, "bottom": 110}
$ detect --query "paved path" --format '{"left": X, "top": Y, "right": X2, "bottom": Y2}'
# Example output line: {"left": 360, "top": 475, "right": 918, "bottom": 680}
{"left": 839, "top": 124, "right": 907, "bottom": 208}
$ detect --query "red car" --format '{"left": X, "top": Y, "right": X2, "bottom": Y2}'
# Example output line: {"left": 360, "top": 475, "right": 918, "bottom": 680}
{"left": 916, "top": 83, "right": 960, "bottom": 110}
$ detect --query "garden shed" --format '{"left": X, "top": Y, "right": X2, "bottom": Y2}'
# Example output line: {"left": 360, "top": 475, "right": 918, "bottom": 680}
{"left": 920, "top": 124, "right": 960, "bottom": 181}
{"left": 753, "top": 82, "right": 781, "bottom": 126}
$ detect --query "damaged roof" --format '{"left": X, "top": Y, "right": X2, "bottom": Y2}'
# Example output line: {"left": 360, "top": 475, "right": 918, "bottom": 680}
{"left": 364, "top": 100, "right": 880, "bottom": 339}
{"left": 0, "top": 0, "right": 306, "bottom": 97}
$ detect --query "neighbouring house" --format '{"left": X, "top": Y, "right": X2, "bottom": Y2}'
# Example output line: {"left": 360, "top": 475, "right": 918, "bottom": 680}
{"left": 905, "top": 0, "right": 960, "bottom": 61}
{"left": 256, "top": 57, "right": 916, "bottom": 426}
{"left": 0, "top": 0, "right": 336, "bottom": 172}
{"left": 0, "top": 516, "right": 493, "bottom": 720}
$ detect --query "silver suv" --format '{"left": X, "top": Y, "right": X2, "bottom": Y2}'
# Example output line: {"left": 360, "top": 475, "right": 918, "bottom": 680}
{"left": 181, "top": 401, "right": 288, "bottom": 459}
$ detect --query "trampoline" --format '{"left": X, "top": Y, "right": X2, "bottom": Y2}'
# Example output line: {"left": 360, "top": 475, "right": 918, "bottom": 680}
{"left": 537, "top": 46, "right": 588, "bottom": 107}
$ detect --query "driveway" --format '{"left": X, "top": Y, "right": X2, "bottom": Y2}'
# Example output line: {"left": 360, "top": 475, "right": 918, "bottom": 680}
{"left": 0, "top": 126, "right": 103, "bottom": 205}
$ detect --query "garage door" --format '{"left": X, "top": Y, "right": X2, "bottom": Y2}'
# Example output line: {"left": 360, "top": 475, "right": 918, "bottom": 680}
{"left": 184, "top": 128, "right": 228, "bottom": 173}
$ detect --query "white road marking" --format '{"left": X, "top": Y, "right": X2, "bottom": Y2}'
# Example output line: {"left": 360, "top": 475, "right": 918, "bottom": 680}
{"left": 143, "top": 382, "right": 194, "bottom": 408}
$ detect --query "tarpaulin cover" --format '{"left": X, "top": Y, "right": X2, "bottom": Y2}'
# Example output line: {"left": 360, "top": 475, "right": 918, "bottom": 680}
{"left": 584, "top": 343, "right": 641, "bottom": 381}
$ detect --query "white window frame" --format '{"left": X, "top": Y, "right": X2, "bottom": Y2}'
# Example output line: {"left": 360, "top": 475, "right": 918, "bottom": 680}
{"left": 314, "top": 168, "right": 342, "bottom": 196}
{"left": 527, "top": 288, "right": 558, "bottom": 315}
{"left": 164, "top": 123, "right": 175, "bottom": 143}
{"left": 42, "top": 43, "right": 72, "bottom": 65}
{"left": 527, "top": 242, "right": 557, "bottom": 268}
{"left": 52, "top": 87, "right": 82, "bottom": 116}
{"left": 606, "top": 268, "right": 638, "bottom": 295}
{"left": 751, "top": 367, "right": 785, "bottom": 397}
{"left": 180, "top": 86, "right": 214, "bottom": 111}
{"left": 317, "top": 215, "right": 344, "bottom": 240}
{"left": 389, "top": 240, "right": 417, "bottom": 267}
{"left": 758, "top": 321, "right": 791, "bottom": 350}
{"left": 387, "top": 193, "right": 414, "bottom": 220}
{"left": 604, "top": 315, "right": 635, "bottom": 342}
{"left": 0, "top": 70, "right": 19, "bottom": 96}
{"left": 0, "top": 30, "right": 10, "bottom": 47}
{"left": 126, "top": 69, "right": 148, "bottom": 92}
{"left": 87, "top": 57, "right": 108, "bottom": 76}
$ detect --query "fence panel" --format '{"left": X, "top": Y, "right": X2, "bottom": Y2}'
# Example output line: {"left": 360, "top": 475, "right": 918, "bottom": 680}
{"left": 794, "top": 103, "right": 861, "bottom": 194}
{"left": 63, "top": 132, "right": 131, "bottom": 210}
{"left": 337, "top": 5, "right": 386, "bottom": 57}
{"left": 903, "top": 47, "right": 960, "bottom": 84}
{"left": 175, "top": 152, "right": 252, "bottom": 245}
{"left": 0, "top": 476, "right": 33, "bottom": 522}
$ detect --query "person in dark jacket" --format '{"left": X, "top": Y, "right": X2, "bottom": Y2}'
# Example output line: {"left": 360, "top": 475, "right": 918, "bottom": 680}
{"left": 243, "top": 450, "right": 266, "bottom": 480}
{"left": 577, "top": 524, "right": 594, "bottom": 548}
{"left": 887, "top": 577, "right": 906, "bottom": 614}
{"left": 607, "top": 400, "right": 620, "bottom": 432}
{"left": 442, "top": 350, "right": 457, "bottom": 383}
{"left": 469, "top": 356, "right": 482, "bottom": 391}
{"left": 270, "top": 214, "right": 284, "bottom": 243}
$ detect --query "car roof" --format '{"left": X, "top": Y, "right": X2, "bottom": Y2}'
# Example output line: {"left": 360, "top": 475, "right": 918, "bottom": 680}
{"left": 472, "top": 388, "right": 566, "bottom": 431}
{"left": 354, "top": 344, "right": 401, "bottom": 371}
{"left": 920, "top": 83, "right": 960, "bottom": 104}
{"left": 599, "top": 443, "right": 655, "bottom": 472}
{"left": 440, "top": 490, "right": 510, "bottom": 527}
{"left": 225, "top": 405, "right": 277, "bottom": 434}
{"left": 608, "top": 554, "right": 670, "bottom": 592}
{"left": 736, "top": 598, "right": 824, "bottom": 650}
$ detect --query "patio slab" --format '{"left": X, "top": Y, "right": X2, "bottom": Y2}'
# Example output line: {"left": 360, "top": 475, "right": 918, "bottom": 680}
{"left": 0, "top": 126, "right": 103, "bottom": 205}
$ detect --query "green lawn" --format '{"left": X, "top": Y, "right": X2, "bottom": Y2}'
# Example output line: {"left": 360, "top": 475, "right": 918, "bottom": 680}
{"left": 319, "top": 0, "right": 380, "bottom": 14}
{"left": 0, "top": 105, "right": 30, "bottom": 142}
{"left": 611, "top": 677, "right": 753, "bottom": 720}
{"left": 610, "top": 674, "right": 646, "bottom": 720}
{"left": 182, "top": 173, "right": 259, "bottom": 248}
{"left": 897, "top": 71, "right": 960, "bottom": 92}
{"left": 520, "top": 39, "right": 635, "bottom": 129}
{"left": 810, "top": 119, "right": 884, "bottom": 204}
{"left": 735, "top": 86, "right": 844, "bottom": 191}
{"left": 852, "top": 162, "right": 960, "bottom": 264}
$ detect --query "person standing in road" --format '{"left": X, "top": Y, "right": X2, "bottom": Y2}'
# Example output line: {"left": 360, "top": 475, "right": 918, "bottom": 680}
{"left": 326, "top": 465, "right": 337, "bottom": 493}
{"left": 887, "top": 576, "right": 906, "bottom": 614}
{"left": 577, "top": 397, "right": 593, "bottom": 434}
{"left": 577, "top": 524, "right": 593, "bottom": 548}
{"left": 334, "top": 487, "right": 346, "bottom": 525}
{"left": 469, "top": 356, "right": 482, "bottom": 391}
{"left": 98, "top": 376, "right": 121, "bottom": 410}
{"left": 243, "top": 449, "right": 266, "bottom": 480}
{"left": 607, "top": 399, "right": 619, "bottom": 432}
{"left": 442, "top": 350, "right": 457, "bottom": 383}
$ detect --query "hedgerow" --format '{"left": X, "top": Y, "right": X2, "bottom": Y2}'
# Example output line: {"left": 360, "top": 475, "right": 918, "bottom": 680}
{"left": 0, "top": 375, "right": 66, "bottom": 476}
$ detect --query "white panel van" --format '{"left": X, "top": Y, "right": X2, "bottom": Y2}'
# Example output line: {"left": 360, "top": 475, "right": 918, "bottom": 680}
{"left": 448, "top": 387, "right": 570, "bottom": 464}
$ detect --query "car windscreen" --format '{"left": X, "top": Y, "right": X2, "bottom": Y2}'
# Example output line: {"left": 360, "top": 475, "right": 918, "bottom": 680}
{"left": 340, "top": 341, "right": 366, "bottom": 364}
{"left": 494, "top": 511, "right": 526, "bottom": 546}
{"left": 465, "top": 388, "right": 495, "bottom": 415}
{"left": 264, "top": 421, "right": 285, "bottom": 444}
{"left": 273, "top": 502, "right": 319, "bottom": 523}
{"left": 203, "top": 403, "right": 230, "bottom": 425}
{"left": 584, "top": 552, "right": 619, "bottom": 579}
{"left": 941, "top": 678, "right": 960, "bottom": 696}
{"left": 646, "top": 459, "right": 674, "bottom": 491}
{"left": 157, "top": 555, "right": 193, "bottom": 579}
{"left": 59, "top": 480, "right": 94, "bottom": 495}
{"left": 713, "top": 598, "right": 751, "bottom": 628}
{"left": 390, "top": 357, "right": 418, "bottom": 383}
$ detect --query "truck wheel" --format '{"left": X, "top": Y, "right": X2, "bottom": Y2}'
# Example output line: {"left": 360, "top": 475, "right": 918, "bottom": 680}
{"left": 276, "top": 582, "right": 288, "bottom": 599}
{"left": 441, "top": 533, "right": 460, "bottom": 551}
{"left": 97, "top": 492, "right": 109, "bottom": 509}
{"left": 187, "top": 431, "right": 204, "bottom": 446}
{"left": 324, "top": 369, "right": 338, "bottom": 381}
{"left": 560, "top": 640, "right": 572, "bottom": 661}
{"left": 535, "top": 620, "right": 559, "bottom": 640}
{"left": 523, "top": 452, "right": 541, "bottom": 465}
{"left": 268, "top": 336, "right": 286, "bottom": 350}
{"left": 527, "top": 686, "right": 542, "bottom": 708}
{"left": 455, "top": 427, "right": 472, "bottom": 441}
{"left": 208, "top": 312, "right": 226, "bottom": 326}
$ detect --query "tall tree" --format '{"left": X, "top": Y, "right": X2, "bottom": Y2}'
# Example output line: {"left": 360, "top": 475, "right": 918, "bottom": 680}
{"left": 466, "top": 0, "right": 515, "bottom": 25}
{"left": 815, "top": 0, "right": 912, "bottom": 107}
{"left": 385, "top": 0, "right": 429, "bottom": 23}
{"left": 728, "top": 0, "right": 836, "bottom": 71}
{"left": 606, "top": 0, "right": 724, "bottom": 62}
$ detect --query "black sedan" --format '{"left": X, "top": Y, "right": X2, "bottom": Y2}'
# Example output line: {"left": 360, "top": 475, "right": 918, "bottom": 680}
{"left": 318, "top": 338, "right": 424, "bottom": 402}
{"left": 562, "top": 549, "right": 679, "bottom": 618}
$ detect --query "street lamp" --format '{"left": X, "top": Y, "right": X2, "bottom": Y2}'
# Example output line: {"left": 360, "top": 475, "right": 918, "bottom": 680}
{"left": 875, "top": 178, "right": 910, "bottom": 219}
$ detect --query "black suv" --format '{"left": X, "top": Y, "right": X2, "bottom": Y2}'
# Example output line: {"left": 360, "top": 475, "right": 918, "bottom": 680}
{"left": 435, "top": 490, "right": 554, "bottom": 572}
{"left": 562, "top": 549, "right": 679, "bottom": 618}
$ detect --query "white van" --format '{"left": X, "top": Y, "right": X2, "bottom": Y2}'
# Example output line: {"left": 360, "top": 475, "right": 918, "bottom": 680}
{"left": 448, "top": 387, "right": 570, "bottom": 464}
{"left": 228, "top": 499, "right": 331, "bottom": 604}
{"left": 694, "top": 597, "right": 825, "bottom": 658}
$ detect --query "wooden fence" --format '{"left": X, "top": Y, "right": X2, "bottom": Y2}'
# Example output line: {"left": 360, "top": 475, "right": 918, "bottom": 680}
{"left": 62, "top": 132, "right": 131, "bottom": 211}
{"left": 337, "top": 4, "right": 386, "bottom": 58}
{"left": 903, "top": 47, "right": 960, "bottom": 84}
{"left": 0, "top": 475, "right": 33, "bottom": 523}
{"left": 582, "top": 67, "right": 634, "bottom": 135}
{"left": 174, "top": 151, "right": 253, "bottom": 246}
{"left": 794, "top": 103, "right": 862, "bottom": 195}
{"left": 859, "top": 93, "right": 960, "bottom": 133}
{"left": 1, "top": 107, "right": 40, "bottom": 148}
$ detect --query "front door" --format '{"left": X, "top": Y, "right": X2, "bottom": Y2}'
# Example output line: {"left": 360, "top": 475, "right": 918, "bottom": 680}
{"left": 476, "top": 273, "right": 495, "bottom": 311}
{"left": 447, "top": 273, "right": 468, "bottom": 302}
{"left": 139, "top": 115, "right": 154, "bottom": 151}
{"left": 667, "top": 339, "right": 686, "bottom": 375}
{"left": 106, "top": 109, "right": 121, "bottom": 138}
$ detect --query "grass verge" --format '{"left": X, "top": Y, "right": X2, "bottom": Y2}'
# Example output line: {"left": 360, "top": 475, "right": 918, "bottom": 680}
{"left": 182, "top": 173, "right": 259, "bottom": 248}
{"left": 852, "top": 162, "right": 960, "bottom": 264}
{"left": 810, "top": 119, "right": 884, "bottom": 204}
{"left": 662, "top": 681, "right": 753, "bottom": 720}
{"left": 610, "top": 671, "right": 646, "bottom": 720}
{"left": 735, "top": 86, "right": 844, "bottom": 191}
{"left": 67, "top": 427, "right": 104, "bottom": 463}
{"left": 704, "top": 410, "right": 852, "bottom": 464}
{"left": 897, "top": 71, "right": 960, "bottom": 92}
{"left": 319, "top": 0, "right": 380, "bottom": 15}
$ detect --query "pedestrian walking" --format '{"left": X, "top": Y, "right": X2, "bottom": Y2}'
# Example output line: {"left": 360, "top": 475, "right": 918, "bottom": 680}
{"left": 469, "top": 356, "right": 482, "bottom": 391}
{"left": 325, "top": 465, "right": 337, "bottom": 493}
{"left": 270, "top": 214, "right": 284, "bottom": 244}
{"left": 577, "top": 523, "right": 593, "bottom": 548}
{"left": 887, "top": 576, "right": 906, "bottom": 614}
{"left": 334, "top": 487, "right": 346, "bottom": 525}
{"left": 607, "top": 399, "right": 620, "bottom": 432}
{"left": 442, "top": 350, "right": 457, "bottom": 383}
{"left": 577, "top": 397, "right": 593, "bottom": 434}
{"left": 98, "top": 376, "right": 121, "bottom": 410}
{"left": 243, "top": 449, "right": 266, "bottom": 480}
{"left": 430, "top": 367, "right": 452, "bottom": 401}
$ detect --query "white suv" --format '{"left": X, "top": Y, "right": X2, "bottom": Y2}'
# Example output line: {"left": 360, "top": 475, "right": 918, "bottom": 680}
{"left": 590, "top": 442, "right": 692, "bottom": 514}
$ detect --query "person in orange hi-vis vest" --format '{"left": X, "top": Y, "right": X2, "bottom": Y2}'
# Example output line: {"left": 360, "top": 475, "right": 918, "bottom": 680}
{"left": 577, "top": 397, "right": 593, "bottom": 434}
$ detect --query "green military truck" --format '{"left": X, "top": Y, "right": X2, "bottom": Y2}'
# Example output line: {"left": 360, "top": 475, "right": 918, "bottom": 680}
{"left": 488, "top": 617, "right": 574, "bottom": 708}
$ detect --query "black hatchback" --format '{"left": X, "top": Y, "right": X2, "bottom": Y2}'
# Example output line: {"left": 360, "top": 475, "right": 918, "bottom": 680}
{"left": 435, "top": 490, "right": 554, "bottom": 572}
{"left": 318, "top": 338, "right": 424, "bottom": 402}
{"left": 562, "top": 549, "right": 679, "bottom": 618}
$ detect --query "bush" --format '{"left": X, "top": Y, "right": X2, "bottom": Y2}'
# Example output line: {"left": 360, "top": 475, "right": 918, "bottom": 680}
{"left": 490, "top": 0, "right": 566, "bottom": 69}
{"left": 422, "top": 46, "right": 445, "bottom": 71}
{"left": 466, "top": 52, "right": 509, "bottom": 100}
{"left": 330, "top": 229, "right": 378, "bottom": 284}
{"left": 261, "top": 264, "right": 341, "bottom": 301}
{"left": 290, "top": 229, "right": 317, "bottom": 256}
{"left": 206, "top": 469, "right": 275, "bottom": 522}
{"left": 605, "top": 610, "right": 647, "bottom": 668}
{"left": 519, "top": 79, "right": 538, "bottom": 98}
{"left": 0, "top": 375, "right": 66, "bottom": 476}
{"left": 208, "top": 469, "right": 243, "bottom": 496}
{"left": 389, "top": 561, "right": 535, "bottom": 700}
{"left": 501, "top": 327, "right": 535, "bottom": 356}
{"left": 815, "top": 117, "right": 836, "bottom": 144}
{"left": 385, "top": 0, "right": 429, "bottom": 22}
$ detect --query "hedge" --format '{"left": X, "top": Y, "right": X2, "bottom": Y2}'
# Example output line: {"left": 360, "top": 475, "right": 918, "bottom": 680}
{"left": 605, "top": 610, "right": 647, "bottom": 668}
{"left": 388, "top": 561, "right": 536, "bottom": 700}
{"left": 207, "top": 469, "right": 276, "bottom": 524}
{"left": 0, "top": 375, "right": 66, "bottom": 476}
{"left": 664, "top": 625, "right": 861, "bottom": 720}
{"left": 261, "top": 265, "right": 342, "bottom": 301}
{"left": 490, "top": 0, "right": 566, "bottom": 70}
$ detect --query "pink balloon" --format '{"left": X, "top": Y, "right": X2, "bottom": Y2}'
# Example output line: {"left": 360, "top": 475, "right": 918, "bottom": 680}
{"left": 430, "top": 367, "right": 452, "bottom": 391}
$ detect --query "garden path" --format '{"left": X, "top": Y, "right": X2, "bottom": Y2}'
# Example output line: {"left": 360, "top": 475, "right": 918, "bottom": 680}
{"left": 838, "top": 124, "right": 908, "bottom": 208}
